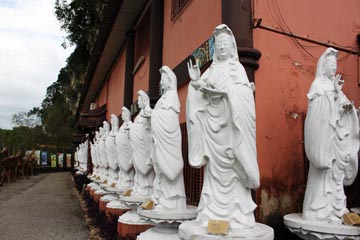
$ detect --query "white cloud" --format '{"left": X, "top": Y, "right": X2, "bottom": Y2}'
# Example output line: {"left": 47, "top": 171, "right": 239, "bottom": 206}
{"left": 0, "top": 0, "right": 74, "bottom": 129}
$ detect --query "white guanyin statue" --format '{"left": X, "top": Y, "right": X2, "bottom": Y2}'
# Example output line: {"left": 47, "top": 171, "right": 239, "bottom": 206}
{"left": 75, "top": 146, "right": 80, "bottom": 169}
{"left": 96, "top": 127, "right": 104, "bottom": 180}
{"left": 90, "top": 131, "right": 100, "bottom": 178}
{"left": 78, "top": 143, "right": 82, "bottom": 167}
{"left": 77, "top": 141, "right": 88, "bottom": 172}
{"left": 77, "top": 144, "right": 82, "bottom": 169}
{"left": 137, "top": 67, "right": 195, "bottom": 240}
{"left": 76, "top": 145, "right": 81, "bottom": 170}
{"left": 105, "top": 114, "right": 120, "bottom": 187}
{"left": 151, "top": 65, "right": 186, "bottom": 210}
{"left": 90, "top": 142, "right": 96, "bottom": 176}
{"left": 83, "top": 140, "right": 89, "bottom": 172}
{"left": 186, "top": 24, "right": 260, "bottom": 230}
{"left": 74, "top": 146, "right": 79, "bottom": 168}
{"left": 130, "top": 90, "right": 155, "bottom": 197}
{"left": 303, "top": 47, "right": 359, "bottom": 223}
{"left": 115, "top": 107, "right": 135, "bottom": 190}
{"left": 100, "top": 121, "right": 110, "bottom": 183}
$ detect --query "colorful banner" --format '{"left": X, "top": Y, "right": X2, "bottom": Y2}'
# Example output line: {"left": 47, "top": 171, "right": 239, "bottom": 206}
{"left": 58, "top": 153, "right": 64, "bottom": 168}
{"left": 50, "top": 154, "right": 57, "bottom": 168}
{"left": 66, "top": 154, "right": 72, "bottom": 168}
{"left": 34, "top": 150, "right": 41, "bottom": 165}
{"left": 41, "top": 151, "right": 47, "bottom": 166}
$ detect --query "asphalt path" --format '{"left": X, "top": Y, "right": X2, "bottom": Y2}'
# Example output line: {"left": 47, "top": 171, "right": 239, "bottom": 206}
{"left": 0, "top": 172, "right": 88, "bottom": 240}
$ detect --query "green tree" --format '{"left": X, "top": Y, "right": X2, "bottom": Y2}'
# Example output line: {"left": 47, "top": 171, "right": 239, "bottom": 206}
{"left": 12, "top": 108, "right": 41, "bottom": 128}
{"left": 54, "top": 0, "right": 108, "bottom": 114}
{"left": 54, "top": 0, "right": 108, "bottom": 55}
{"left": 0, "top": 126, "right": 48, "bottom": 155}
{"left": 41, "top": 87, "right": 73, "bottom": 151}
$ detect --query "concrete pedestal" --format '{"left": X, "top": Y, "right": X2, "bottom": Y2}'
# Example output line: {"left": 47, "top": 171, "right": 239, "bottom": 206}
{"left": 94, "top": 189, "right": 107, "bottom": 203}
{"left": 99, "top": 194, "right": 118, "bottom": 213}
{"left": 117, "top": 211, "right": 154, "bottom": 240}
{"left": 284, "top": 213, "right": 360, "bottom": 240}
{"left": 137, "top": 223, "right": 180, "bottom": 240}
{"left": 137, "top": 206, "right": 197, "bottom": 240}
{"left": 104, "top": 186, "right": 127, "bottom": 194}
{"left": 106, "top": 201, "right": 131, "bottom": 220}
{"left": 179, "top": 220, "right": 274, "bottom": 240}
{"left": 101, "top": 200, "right": 132, "bottom": 240}
{"left": 114, "top": 195, "right": 154, "bottom": 239}
{"left": 89, "top": 188, "right": 97, "bottom": 199}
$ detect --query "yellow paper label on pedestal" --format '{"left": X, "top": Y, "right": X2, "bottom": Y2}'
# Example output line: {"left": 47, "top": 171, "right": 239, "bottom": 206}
{"left": 343, "top": 213, "right": 360, "bottom": 225}
{"left": 141, "top": 200, "right": 154, "bottom": 210}
{"left": 208, "top": 219, "right": 229, "bottom": 235}
{"left": 123, "top": 189, "right": 132, "bottom": 196}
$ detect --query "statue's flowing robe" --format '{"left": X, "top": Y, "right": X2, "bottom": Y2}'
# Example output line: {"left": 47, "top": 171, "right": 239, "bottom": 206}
{"left": 95, "top": 141, "right": 102, "bottom": 177}
{"left": 151, "top": 90, "right": 186, "bottom": 209}
{"left": 130, "top": 112, "right": 154, "bottom": 196}
{"left": 99, "top": 136, "right": 109, "bottom": 179}
{"left": 186, "top": 61, "right": 259, "bottom": 229}
{"left": 303, "top": 76, "right": 359, "bottom": 220}
{"left": 115, "top": 122, "right": 134, "bottom": 188}
{"left": 105, "top": 134, "right": 118, "bottom": 184}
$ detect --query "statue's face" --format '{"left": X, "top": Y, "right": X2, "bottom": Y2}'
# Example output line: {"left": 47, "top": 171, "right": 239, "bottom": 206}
{"left": 215, "top": 33, "right": 232, "bottom": 61}
{"left": 121, "top": 109, "right": 128, "bottom": 121}
{"left": 323, "top": 55, "right": 337, "bottom": 79}
{"left": 137, "top": 95, "right": 145, "bottom": 109}
{"left": 160, "top": 73, "right": 171, "bottom": 92}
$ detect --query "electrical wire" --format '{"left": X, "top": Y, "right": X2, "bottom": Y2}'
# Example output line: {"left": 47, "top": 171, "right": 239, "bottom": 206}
{"left": 272, "top": 0, "right": 316, "bottom": 58}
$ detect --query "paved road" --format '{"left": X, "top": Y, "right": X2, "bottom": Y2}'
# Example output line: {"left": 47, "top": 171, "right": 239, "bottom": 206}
{"left": 0, "top": 172, "right": 88, "bottom": 240}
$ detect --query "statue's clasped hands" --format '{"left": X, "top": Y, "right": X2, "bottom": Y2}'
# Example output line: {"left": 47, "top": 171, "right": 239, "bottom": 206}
{"left": 340, "top": 102, "right": 353, "bottom": 115}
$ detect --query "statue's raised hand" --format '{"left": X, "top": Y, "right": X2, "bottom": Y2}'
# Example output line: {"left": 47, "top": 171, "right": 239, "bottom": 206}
{"left": 187, "top": 59, "right": 200, "bottom": 81}
{"left": 334, "top": 74, "right": 344, "bottom": 93}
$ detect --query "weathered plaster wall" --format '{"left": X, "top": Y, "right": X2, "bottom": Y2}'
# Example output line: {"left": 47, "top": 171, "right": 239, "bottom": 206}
{"left": 97, "top": 82, "right": 107, "bottom": 109}
{"left": 106, "top": 49, "right": 126, "bottom": 119}
{"left": 132, "top": 56, "right": 149, "bottom": 103}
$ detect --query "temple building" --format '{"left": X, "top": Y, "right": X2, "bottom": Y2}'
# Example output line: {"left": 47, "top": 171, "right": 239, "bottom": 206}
{"left": 73, "top": 0, "right": 360, "bottom": 238}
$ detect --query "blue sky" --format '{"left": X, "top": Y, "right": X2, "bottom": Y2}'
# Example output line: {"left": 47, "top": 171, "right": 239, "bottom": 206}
{"left": 0, "top": 0, "right": 19, "bottom": 8}
{"left": 0, "top": 0, "right": 74, "bottom": 129}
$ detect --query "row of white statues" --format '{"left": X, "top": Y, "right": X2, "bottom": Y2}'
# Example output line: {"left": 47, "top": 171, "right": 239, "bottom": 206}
{"left": 89, "top": 109, "right": 137, "bottom": 194}
{"left": 74, "top": 141, "right": 88, "bottom": 172}
{"left": 88, "top": 68, "right": 188, "bottom": 209}
{"left": 77, "top": 24, "right": 359, "bottom": 240}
